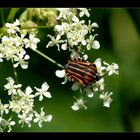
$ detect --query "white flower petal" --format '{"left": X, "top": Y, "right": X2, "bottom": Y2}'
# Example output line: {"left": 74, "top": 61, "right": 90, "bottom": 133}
{"left": 103, "top": 100, "right": 112, "bottom": 108}
{"left": 70, "top": 51, "right": 80, "bottom": 59}
{"left": 26, "top": 86, "right": 33, "bottom": 94}
{"left": 10, "top": 121, "right": 15, "bottom": 126}
{"left": 84, "top": 86, "right": 94, "bottom": 98}
{"left": 108, "top": 70, "right": 113, "bottom": 76}
{"left": 13, "top": 62, "right": 19, "bottom": 68}
{"left": 42, "top": 82, "right": 49, "bottom": 91}
{"left": 87, "top": 91, "right": 94, "bottom": 98}
{"left": 82, "top": 40, "right": 87, "bottom": 46}
{"left": 7, "top": 77, "right": 15, "bottom": 85}
{"left": 34, "top": 87, "right": 41, "bottom": 92}
{"left": 45, "top": 115, "right": 52, "bottom": 122}
{"left": 114, "top": 63, "right": 119, "bottom": 69}
{"left": 71, "top": 83, "right": 80, "bottom": 91}
{"left": 61, "top": 76, "right": 68, "bottom": 84}
{"left": 83, "top": 54, "right": 88, "bottom": 60}
{"left": 94, "top": 58, "right": 101, "bottom": 67}
{"left": 71, "top": 103, "right": 79, "bottom": 111}
{"left": 43, "top": 92, "right": 52, "bottom": 98}
{"left": 61, "top": 43, "right": 67, "bottom": 50}
{"left": 92, "top": 22, "right": 99, "bottom": 28}
{"left": 38, "top": 122, "right": 42, "bottom": 128}
{"left": 79, "top": 12, "right": 84, "bottom": 17}
{"left": 34, "top": 118, "right": 39, "bottom": 123}
{"left": 55, "top": 25, "right": 63, "bottom": 32}
{"left": 99, "top": 94, "right": 104, "bottom": 99}
{"left": 72, "top": 16, "right": 79, "bottom": 23}
{"left": 39, "top": 95, "right": 43, "bottom": 101}
{"left": 92, "top": 40, "right": 100, "bottom": 49}
{"left": 24, "top": 55, "right": 30, "bottom": 60}
{"left": 34, "top": 92, "right": 40, "bottom": 96}
{"left": 14, "top": 19, "right": 20, "bottom": 26}
{"left": 21, "top": 61, "right": 28, "bottom": 69}
{"left": 55, "top": 70, "right": 65, "bottom": 78}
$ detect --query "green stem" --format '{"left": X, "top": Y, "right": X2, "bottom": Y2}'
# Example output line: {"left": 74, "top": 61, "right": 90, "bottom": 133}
{"left": 21, "top": 25, "right": 50, "bottom": 30}
{"left": 11, "top": 59, "right": 18, "bottom": 83}
{"left": 0, "top": 8, "right": 5, "bottom": 25}
{"left": 32, "top": 48, "right": 64, "bottom": 69}
{"left": 7, "top": 8, "right": 20, "bottom": 22}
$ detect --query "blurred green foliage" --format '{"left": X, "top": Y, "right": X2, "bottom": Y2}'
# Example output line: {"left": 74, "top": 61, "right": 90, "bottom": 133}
{"left": 0, "top": 8, "right": 140, "bottom": 132}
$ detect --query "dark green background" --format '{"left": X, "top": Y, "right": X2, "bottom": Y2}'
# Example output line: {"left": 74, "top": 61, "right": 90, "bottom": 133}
{"left": 0, "top": 8, "right": 140, "bottom": 132}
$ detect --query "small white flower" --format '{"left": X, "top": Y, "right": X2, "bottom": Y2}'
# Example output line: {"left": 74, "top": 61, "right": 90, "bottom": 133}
{"left": 72, "top": 16, "right": 80, "bottom": 23}
{"left": 33, "top": 107, "right": 52, "bottom": 127}
{"left": 87, "top": 20, "right": 99, "bottom": 33}
{"left": 92, "top": 78, "right": 104, "bottom": 92}
{"left": 103, "top": 61, "right": 119, "bottom": 76}
{"left": 71, "top": 97, "right": 87, "bottom": 111}
{"left": 46, "top": 34, "right": 64, "bottom": 51}
{"left": 22, "top": 101, "right": 34, "bottom": 114}
{"left": 0, "top": 100, "right": 9, "bottom": 115}
{"left": 55, "top": 22, "right": 70, "bottom": 35}
{"left": 5, "top": 19, "right": 20, "bottom": 34}
{"left": 0, "top": 117, "right": 15, "bottom": 132}
{"left": 4, "top": 77, "right": 22, "bottom": 95}
{"left": 84, "top": 86, "right": 94, "bottom": 98}
{"left": 18, "top": 112, "right": 32, "bottom": 127}
{"left": 55, "top": 70, "right": 68, "bottom": 84}
{"left": 34, "top": 82, "right": 52, "bottom": 101}
{"left": 12, "top": 35, "right": 24, "bottom": 47}
{"left": 78, "top": 8, "right": 90, "bottom": 17}
{"left": 21, "top": 86, "right": 34, "bottom": 102}
{"left": 70, "top": 50, "right": 80, "bottom": 59}
{"left": 86, "top": 35, "right": 100, "bottom": 50}
{"left": 71, "top": 83, "right": 80, "bottom": 91}
{"left": 56, "top": 8, "right": 72, "bottom": 20}
{"left": 99, "top": 92, "right": 113, "bottom": 107}
{"left": 13, "top": 53, "right": 30, "bottom": 69}
{"left": 55, "top": 24, "right": 64, "bottom": 32}
{"left": 9, "top": 100, "right": 22, "bottom": 114}
{"left": 94, "top": 58, "right": 105, "bottom": 76}
{"left": 92, "top": 40, "right": 100, "bottom": 49}
{"left": 23, "top": 33, "right": 40, "bottom": 50}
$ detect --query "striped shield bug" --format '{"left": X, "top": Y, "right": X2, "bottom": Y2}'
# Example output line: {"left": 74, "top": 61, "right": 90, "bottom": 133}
{"left": 65, "top": 58, "right": 99, "bottom": 86}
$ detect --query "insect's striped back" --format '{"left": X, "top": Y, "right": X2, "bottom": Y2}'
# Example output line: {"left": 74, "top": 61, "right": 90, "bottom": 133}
{"left": 65, "top": 58, "right": 99, "bottom": 86}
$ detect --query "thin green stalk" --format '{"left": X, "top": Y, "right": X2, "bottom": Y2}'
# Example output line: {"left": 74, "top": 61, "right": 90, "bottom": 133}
{"left": 21, "top": 25, "right": 50, "bottom": 30}
{"left": 11, "top": 58, "right": 18, "bottom": 83}
{"left": 0, "top": 8, "right": 5, "bottom": 25}
{"left": 32, "top": 48, "right": 64, "bottom": 69}
{"left": 7, "top": 8, "right": 20, "bottom": 22}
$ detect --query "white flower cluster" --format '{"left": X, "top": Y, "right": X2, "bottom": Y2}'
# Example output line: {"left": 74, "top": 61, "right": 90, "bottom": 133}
{"left": 0, "top": 19, "right": 40, "bottom": 69}
{"left": 53, "top": 8, "right": 119, "bottom": 111}
{"left": 56, "top": 58, "right": 119, "bottom": 110}
{"left": 46, "top": 8, "right": 100, "bottom": 57}
{"left": 0, "top": 77, "right": 52, "bottom": 132}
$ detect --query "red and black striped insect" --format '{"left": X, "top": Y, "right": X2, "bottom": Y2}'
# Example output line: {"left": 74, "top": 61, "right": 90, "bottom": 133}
{"left": 65, "top": 58, "right": 99, "bottom": 86}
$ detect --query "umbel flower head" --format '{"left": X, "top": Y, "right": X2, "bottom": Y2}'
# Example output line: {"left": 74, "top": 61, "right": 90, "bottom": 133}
{"left": 52, "top": 8, "right": 119, "bottom": 111}
{"left": 0, "top": 19, "right": 40, "bottom": 69}
{"left": 0, "top": 77, "right": 52, "bottom": 132}
{"left": 55, "top": 57, "right": 119, "bottom": 111}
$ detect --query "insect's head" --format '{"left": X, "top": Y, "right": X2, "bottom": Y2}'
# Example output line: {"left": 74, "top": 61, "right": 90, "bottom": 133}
{"left": 64, "top": 63, "right": 68, "bottom": 70}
